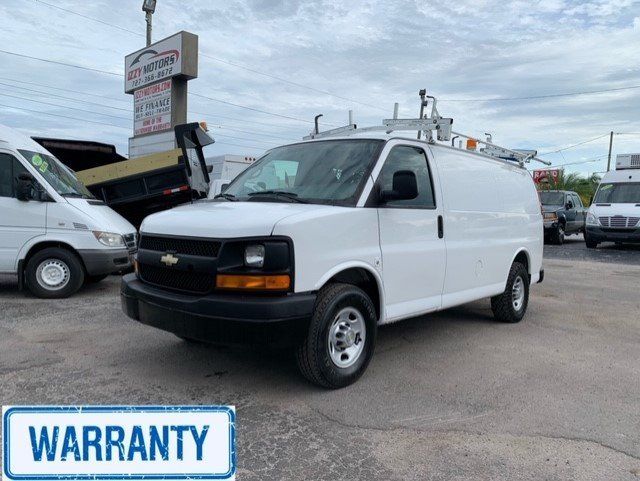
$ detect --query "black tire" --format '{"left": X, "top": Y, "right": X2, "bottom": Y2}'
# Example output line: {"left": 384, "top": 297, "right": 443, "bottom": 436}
{"left": 491, "top": 262, "right": 529, "bottom": 323}
{"left": 585, "top": 234, "right": 598, "bottom": 249}
{"left": 552, "top": 223, "right": 565, "bottom": 245}
{"left": 296, "top": 283, "right": 377, "bottom": 389}
{"left": 86, "top": 274, "right": 109, "bottom": 283}
{"left": 25, "top": 247, "right": 85, "bottom": 299}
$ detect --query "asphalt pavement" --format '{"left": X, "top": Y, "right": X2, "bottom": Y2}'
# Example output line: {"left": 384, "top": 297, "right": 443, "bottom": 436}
{"left": 544, "top": 233, "right": 640, "bottom": 265}
{"left": 1, "top": 253, "right": 639, "bottom": 480}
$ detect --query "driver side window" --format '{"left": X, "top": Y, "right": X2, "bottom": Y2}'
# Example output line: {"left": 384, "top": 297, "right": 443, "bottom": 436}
{"left": 377, "top": 145, "right": 435, "bottom": 208}
{"left": 0, "top": 153, "right": 28, "bottom": 198}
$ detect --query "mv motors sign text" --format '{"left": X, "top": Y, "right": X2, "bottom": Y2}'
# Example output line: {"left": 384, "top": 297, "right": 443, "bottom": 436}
{"left": 125, "top": 31, "right": 198, "bottom": 93}
{"left": 134, "top": 80, "right": 172, "bottom": 136}
{"left": 3, "top": 406, "right": 235, "bottom": 480}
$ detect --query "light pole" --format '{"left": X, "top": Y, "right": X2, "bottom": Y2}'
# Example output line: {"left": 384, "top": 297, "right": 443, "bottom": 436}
{"left": 142, "top": 0, "right": 157, "bottom": 47}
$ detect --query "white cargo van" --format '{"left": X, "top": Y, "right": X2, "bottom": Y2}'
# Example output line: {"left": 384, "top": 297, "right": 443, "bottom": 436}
{"left": 0, "top": 125, "right": 137, "bottom": 298}
{"left": 585, "top": 154, "right": 640, "bottom": 248}
{"left": 121, "top": 98, "right": 544, "bottom": 388}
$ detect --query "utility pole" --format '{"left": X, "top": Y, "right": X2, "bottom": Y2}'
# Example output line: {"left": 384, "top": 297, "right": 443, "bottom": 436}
{"left": 606, "top": 130, "right": 614, "bottom": 171}
{"left": 142, "top": 0, "right": 157, "bottom": 46}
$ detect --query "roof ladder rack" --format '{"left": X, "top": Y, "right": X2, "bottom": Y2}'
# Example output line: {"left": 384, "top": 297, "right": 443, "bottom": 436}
{"left": 303, "top": 89, "right": 551, "bottom": 167}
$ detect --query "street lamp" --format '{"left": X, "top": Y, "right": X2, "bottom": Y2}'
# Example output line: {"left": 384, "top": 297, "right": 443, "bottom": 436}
{"left": 142, "top": 0, "right": 157, "bottom": 46}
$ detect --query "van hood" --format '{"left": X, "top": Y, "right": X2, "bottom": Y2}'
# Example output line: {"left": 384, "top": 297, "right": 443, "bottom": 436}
{"left": 589, "top": 202, "right": 640, "bottom": 218}
{"left": 140, "top": 200, "right": 330, "bottom": 238}
{"left": 66, "top": 198, "right": 136, "bottom": 234}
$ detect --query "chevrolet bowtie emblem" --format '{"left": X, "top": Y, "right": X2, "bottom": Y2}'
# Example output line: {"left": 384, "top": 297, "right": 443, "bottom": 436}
{"left": 160, "top": 253, "right": 179, "bottom": 266}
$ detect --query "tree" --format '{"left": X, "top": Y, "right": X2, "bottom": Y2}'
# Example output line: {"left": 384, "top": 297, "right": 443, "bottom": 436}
{"left": 538, "top": 172, "right": 601, "bottom": 206}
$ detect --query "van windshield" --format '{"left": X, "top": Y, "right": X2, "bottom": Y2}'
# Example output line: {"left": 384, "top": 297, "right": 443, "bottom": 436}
{"left": 538, "top": 192, "right": 565, "bottom": 205}
{"left": 220, "top": 139, "right": 383, "bottom": 205}
{"left": 593, "top": 182, "right": 640, "bottom": 204}
{"left": 18, "top": 150, "right": 94, "bottom": 199}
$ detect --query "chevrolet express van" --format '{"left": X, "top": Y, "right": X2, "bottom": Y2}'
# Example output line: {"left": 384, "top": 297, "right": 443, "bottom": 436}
{"left": 0, "top": 125, "right": 137, "bottom": 298}
{"left": 585, "top": 154, "right": 640, "bottom": 248}
{"left": 122, "top": 122, "right": 544, "bottom": 388}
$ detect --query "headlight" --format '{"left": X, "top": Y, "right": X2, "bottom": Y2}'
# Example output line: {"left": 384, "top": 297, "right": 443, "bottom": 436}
{"left": 244, "top": 244, "right": 265, "bottom": 267}
{"left": 93, "top": 231, "right": 125, "bottom": 247}
{"left": 543, "top": 212, "right": 558, "bottom": 221}
{"left": 586, "top": 213, "right": 599, "bottom": 226}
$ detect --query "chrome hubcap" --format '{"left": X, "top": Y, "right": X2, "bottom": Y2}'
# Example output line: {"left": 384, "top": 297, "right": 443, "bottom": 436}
{"left": 36, "top": 259, "right": 70, "bottom": 291}
{"left": 328, "top": 307, "right": 366, "bottom": 368}
{"left": 512, "top": 276, "right": 525, "bottom": 311}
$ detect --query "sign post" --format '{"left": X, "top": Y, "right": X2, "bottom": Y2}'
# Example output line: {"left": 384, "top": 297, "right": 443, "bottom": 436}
{"left": 125, "top": 31, "right": 198, "bottom": 158}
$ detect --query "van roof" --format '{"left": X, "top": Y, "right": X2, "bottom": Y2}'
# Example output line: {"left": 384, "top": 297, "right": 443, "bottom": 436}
{"left": 0, "top": 124, "right": 51, "bottom": 155}
{"left": 600, "top": 168, "right": 640, "bottom": 184}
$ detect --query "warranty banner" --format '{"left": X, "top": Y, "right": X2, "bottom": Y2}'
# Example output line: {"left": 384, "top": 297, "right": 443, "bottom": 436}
{"left": 2, "top": 406, "right": 235, "bottom": 480}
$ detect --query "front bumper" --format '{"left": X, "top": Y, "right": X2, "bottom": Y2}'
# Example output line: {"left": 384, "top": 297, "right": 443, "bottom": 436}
{"left": 120, "top": 274, "right": 316, "bottom": 347}
{"left": 585, "top": 226, "right": 640, "bottom": 244}
{"left": 78, "top": 248, "right": 132, "bottom": 275}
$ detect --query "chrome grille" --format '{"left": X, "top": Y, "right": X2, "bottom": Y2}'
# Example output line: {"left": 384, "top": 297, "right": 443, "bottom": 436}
{"left": 599, "top": 216, "right": 640, "bottom": 228}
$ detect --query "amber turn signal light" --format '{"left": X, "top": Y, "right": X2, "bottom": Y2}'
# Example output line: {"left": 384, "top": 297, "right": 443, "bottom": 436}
{"left": 216, "top": 274, "right": 290, "bottom": 291}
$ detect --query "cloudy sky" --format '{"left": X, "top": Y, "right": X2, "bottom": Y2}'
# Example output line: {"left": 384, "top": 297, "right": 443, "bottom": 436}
{"left": 1, "top": 0, "right": 639, "bottom": 174}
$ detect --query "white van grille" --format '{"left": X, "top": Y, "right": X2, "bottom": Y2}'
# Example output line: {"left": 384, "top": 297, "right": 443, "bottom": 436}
{"left": 599, "top": 216, "right": 640, "bottom": 228}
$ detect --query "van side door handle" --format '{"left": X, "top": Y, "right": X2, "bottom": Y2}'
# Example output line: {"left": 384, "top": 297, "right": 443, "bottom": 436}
{"left": 438, "top": 215, "right": 444, "bottom": 239}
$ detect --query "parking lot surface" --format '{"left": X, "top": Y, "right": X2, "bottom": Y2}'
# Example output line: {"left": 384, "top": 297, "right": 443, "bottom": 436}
{"left": 544, "top": 233, "right": 640, "bottom": 265}
{"left": 1, "top": 256, "right": 639, "bottom": 480}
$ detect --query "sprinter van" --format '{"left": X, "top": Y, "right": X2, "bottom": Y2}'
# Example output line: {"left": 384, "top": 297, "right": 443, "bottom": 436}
{"left": 0, "top": 125, "right": 137, "bottom": 298}
{"left": 121, "top": 99, "right": 544, "bottom": 388}
{"left": 585, "top": 154, "right": 640, "bottom": 248}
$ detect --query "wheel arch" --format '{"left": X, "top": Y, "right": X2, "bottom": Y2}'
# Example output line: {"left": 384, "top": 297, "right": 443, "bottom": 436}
{"left": 19, "top": 240, "right": 87, "bottom": 281}
{"left": 315, "top": 262, "right": 384, "bottom": 323}
{"left": 510, "top": 248, "right": 531, "bottom": 275}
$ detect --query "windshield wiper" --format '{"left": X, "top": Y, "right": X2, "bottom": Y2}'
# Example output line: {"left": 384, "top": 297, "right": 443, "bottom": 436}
{"left": 61, "top": 192, "right": 85, "bottom": 198}
{"left": 213, "top": 192, "right": 238, "bottom": 201}
{"left": 247, "top": 190, "right": 307, "bottom": 203}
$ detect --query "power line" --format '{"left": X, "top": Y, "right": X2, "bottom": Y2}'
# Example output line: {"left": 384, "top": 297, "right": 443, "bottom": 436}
{"left": 0, "top": 49, "right": 120, "bottom": 76}
{"left": 440, "top": 85, "right": 640, "bottom": 102}
{"left": 198, "top": 52, "right": 387, "bottom": 112}
{"left": 34, "top": 0, "right": 142, "bottom": 36}
{"left": 32, "top": 0, "right": 387, "bottom": 113}
{"left": 0, "top": 92, "right": 130, "bottom": 121}
{"left": 0, "top": 49, "right": 335, "bottom": 127}
{"left": 0, "top": 103, "right": 130, "bottom": 129}
{"left": 0, "top": 77, "right": 130, "bottom": 104}
{"left": 538, "top": 134, "right": 610, "bottom": 155}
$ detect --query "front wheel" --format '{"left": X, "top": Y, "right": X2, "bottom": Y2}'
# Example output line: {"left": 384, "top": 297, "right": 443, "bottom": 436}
{"left": 585, "top": 233, "right": 598, "bottom": 249}
{"left": 25, "top": 247, "right": 85, "bottom": 299}
{"left": 491, "top": 262, "right": 529, "bottom": 323}
{"left": 296, "top": 283, "right": 377, "bottom": 389}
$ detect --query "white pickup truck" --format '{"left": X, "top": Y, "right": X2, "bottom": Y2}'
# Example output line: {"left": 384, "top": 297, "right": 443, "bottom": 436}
{"left": 0, "top": 125, "right": 137, "bottom": 298}
{"left": 121, "top": 104, "right": 544, "bottom": 388}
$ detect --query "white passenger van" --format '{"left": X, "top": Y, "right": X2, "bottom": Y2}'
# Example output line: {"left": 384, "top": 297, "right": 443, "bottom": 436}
{"left": 585, "top": 153, "right": 640, "bottom": 248}
{"left": 0, "top": 125, "right": 137, "bottom": 298}
{"left": 121, "top": 97, "right": 544, "bottom": 388}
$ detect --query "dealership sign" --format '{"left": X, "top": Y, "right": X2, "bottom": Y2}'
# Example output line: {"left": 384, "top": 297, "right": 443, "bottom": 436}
{"left": 134, "top": 80, "right": 172, "bottom": 136}
{"left": 3, "top": 405, "right": 235, "bottom": 480}
{"left": 532, "top": 168, "right": 563, "bottom": 185}
{"left": 125, "top": 31, "right": 198, "bottom": 93}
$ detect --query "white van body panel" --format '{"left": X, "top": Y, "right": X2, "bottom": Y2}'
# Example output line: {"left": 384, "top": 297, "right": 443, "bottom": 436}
{"left": 428, "top": 144, "right": 543, "bottom": 308}
{"left": 0, "top": 125, "right": 136, "bottom": 275}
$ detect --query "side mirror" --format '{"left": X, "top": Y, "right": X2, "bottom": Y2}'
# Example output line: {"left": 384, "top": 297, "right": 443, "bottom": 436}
{"left": 16, "top": 173, "right": 35, "bottom": 201}
{"left": 566, "top": 201, "right": 574, "bottom": 209}
{"left": 380, "top": 170, "right": 418, "bottom": 202}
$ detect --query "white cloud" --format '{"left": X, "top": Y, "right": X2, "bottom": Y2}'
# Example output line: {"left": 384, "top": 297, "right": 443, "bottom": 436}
{"left": 0, "top": 0, "right": 638, "bottom": 174}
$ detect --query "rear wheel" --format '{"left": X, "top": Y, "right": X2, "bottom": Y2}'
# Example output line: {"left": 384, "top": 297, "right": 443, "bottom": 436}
{"left": 552, "top": 223, "right": 565, "bottom": 245}
{"left": 491, "top": 262, "right": 529, "bottom": 323}
{"left": 296, "top": 283, "right": 377, "bottom": 389}
{"left": 25, "top": 248, "right": 85, "bottom": 299}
